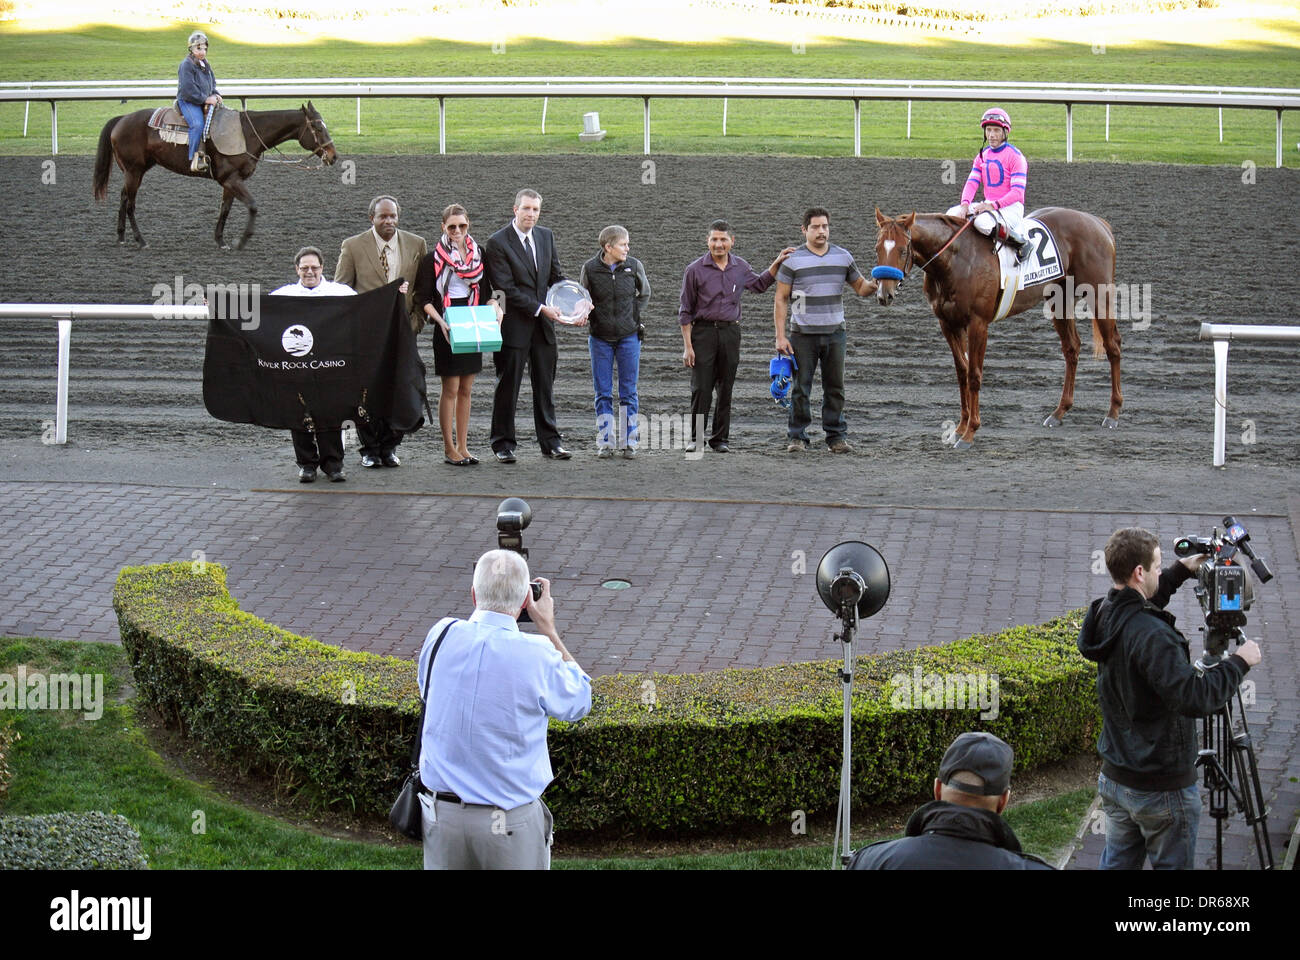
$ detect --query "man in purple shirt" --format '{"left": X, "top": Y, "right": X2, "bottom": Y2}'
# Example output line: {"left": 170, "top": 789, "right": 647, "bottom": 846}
{"left": 678, "top": 220, "right": 793, "bottom": 452}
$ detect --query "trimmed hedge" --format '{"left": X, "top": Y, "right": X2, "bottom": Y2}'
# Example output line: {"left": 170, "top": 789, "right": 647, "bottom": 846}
{"left": 0, "top": 812, "right": 148, "bottom": 869}
{"left": 114, "top": 562, "right": 1099, "bottom": 834}
{"left": 0, "top": 715, "right": 16, "bottom": 808}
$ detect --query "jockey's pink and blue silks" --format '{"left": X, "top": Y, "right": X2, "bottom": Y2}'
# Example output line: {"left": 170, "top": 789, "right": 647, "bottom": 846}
{"left": 959, "top": 142, "right": 1027, "bottom": 210}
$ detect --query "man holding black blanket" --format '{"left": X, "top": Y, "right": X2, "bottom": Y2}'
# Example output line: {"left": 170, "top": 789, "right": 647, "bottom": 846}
{"left": 270, "top": 245, "right": 355, "bottom": 483}
{"left": 334, "top": 195, "right": 427, "bottom": 468}
{"left": 202, "top": 271, "right": 426, "bottom": 461}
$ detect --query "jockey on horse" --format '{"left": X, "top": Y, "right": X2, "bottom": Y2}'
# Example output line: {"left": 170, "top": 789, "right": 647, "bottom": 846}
{"left": 177, "top": 30, "right": 222, "bottom": 172}
{"left": 948, "top": 107, "right": 1033, "bottom": 263}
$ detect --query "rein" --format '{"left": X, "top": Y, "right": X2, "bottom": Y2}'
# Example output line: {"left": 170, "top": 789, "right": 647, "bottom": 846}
{"left": 918, "top": 216, "right": 974, "bottom": 271}
{"left": 242, "top": 109, "right": 334, "bottom": 169}
{"left": 891, "top": 216, "right": 974, "bottom": 290}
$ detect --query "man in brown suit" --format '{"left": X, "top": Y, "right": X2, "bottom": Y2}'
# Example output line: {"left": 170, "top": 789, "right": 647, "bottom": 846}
{"left": 335, "top": 194, "right": 428, "bottom": 467}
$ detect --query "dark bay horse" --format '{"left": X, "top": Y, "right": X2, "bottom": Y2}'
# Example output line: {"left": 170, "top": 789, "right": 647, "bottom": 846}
{"left": 92, "top": 102, "right": 337, "bottom": 250}
{"left": 873, "top": 208, "right": 1122, "bottom": 449}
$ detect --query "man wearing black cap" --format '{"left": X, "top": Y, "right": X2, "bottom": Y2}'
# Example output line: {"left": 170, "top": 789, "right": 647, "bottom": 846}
{"left": 848, "top": 732, "right": 1053, "bottom": 870}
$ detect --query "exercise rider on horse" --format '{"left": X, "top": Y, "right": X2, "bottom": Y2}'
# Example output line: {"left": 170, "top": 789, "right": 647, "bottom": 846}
{"left": 947, "top": 107, "right": 1032, "bottom": 263}
{"left": 177, "top": 30, "right": 222, "bottom": 173}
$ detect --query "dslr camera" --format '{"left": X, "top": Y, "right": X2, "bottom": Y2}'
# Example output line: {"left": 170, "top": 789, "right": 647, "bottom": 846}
{"left": 1174, "top": 516, "right": 1272, "bottom": 662}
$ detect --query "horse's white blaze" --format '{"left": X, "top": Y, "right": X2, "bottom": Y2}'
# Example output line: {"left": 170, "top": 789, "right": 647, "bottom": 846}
{"left": 883, "top": 240, "right": 896, "bottom": 254}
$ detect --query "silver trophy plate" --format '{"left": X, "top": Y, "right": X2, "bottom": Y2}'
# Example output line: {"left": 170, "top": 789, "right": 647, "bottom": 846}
{"left": 546, "top": 280, "right": 592, "bottom": 325}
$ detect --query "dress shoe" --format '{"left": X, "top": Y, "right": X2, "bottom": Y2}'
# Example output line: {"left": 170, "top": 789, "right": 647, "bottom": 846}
{"left": 297, "top": 467, "right": 317, "bottom": 483}
{"left": 360, "top": 453, "right": 382, "bottom": 468}
{"left": 382, "top": 452, "right": 401, "bottom": 467}
{"left": 621, "top": 447, "right": 638, "bottom": 460}
{"left": 596, "top": 447, "right": 614, "bottom": 459}
{"left": 711, "top": 442, "right": 730, "bottom": 453}
{"left": 494, "top": 448, "right": 517, "bottom": 464}
{"left": 326, "top": 469, "right": 346, "bottom": 483}
{"left": 542, "top": 446, "right": 572, "bottom": 460}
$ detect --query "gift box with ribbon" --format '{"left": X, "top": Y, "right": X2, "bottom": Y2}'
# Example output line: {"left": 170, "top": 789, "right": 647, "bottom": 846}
{"left": 444, "top": 305, "right": 502, "bottom": 354}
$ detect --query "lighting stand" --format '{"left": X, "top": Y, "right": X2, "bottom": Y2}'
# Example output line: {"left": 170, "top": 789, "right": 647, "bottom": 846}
{"left": 832, "top": 604, "right": 858, "bottom": 869}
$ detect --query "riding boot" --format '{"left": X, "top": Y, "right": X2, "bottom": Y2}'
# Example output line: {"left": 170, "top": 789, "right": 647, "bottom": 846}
{"left": 1004, "top": 224, "right": 1032, "bottom": 263}
{"left": 190, "top": 152, "right": 208, "bottom": 172}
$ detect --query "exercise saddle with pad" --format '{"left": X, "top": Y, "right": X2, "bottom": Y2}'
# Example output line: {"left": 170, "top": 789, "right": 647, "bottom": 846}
{"left": 148, "top": 103, "right": 247, "bottom": 156}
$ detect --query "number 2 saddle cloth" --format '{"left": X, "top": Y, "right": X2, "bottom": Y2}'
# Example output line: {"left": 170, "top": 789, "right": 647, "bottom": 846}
{"left": 992, "top": 218, "right": 1064, "bottom": 321}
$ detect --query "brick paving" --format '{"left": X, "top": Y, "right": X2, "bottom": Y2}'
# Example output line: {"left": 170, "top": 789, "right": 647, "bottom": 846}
{"left": 1, "top": 480, "right": 1296, "bottom": 870}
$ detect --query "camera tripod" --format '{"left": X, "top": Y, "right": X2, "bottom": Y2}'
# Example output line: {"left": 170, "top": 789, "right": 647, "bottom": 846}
{"left": 1195, "top": 640, "right": 1273, "bottom": 870}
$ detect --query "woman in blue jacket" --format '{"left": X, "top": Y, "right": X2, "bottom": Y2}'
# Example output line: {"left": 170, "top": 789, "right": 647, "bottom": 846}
{"left": 177, "top": 30, "right": 222, "bottom": 172}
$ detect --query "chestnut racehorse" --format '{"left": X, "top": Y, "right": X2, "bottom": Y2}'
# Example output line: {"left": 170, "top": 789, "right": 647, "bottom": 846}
{"left": 92, "top": 102, "right": 337, "bottom": 250}
{"left": 873, "top": 208, "right": 1122, "bottom": 449}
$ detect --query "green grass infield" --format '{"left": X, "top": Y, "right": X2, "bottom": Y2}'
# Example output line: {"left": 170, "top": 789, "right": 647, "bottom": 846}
{"left": 1, "top": 24, "right": 1297, "bottom": 165}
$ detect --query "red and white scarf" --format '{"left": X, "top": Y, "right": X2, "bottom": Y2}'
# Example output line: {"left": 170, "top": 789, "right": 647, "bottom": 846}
{"left": 432, "top": 234, "right": 484, "bottom": 307}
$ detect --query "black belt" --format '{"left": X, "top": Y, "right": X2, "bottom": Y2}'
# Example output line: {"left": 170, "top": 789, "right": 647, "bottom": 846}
{"left": 431, "top": 790, "right": 493, "bottom": 807}
{"left": 691, "top": 319, "right": 738, "bottom": 326}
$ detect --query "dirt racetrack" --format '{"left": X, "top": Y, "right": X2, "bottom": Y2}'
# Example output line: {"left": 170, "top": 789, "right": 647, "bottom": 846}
{"left": 1, "top": 151, "right": 1297, "bottom": 512}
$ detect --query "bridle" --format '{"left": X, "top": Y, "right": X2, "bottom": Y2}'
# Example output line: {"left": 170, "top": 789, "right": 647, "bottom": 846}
{"left": 301, "top": 113, "right": 335, "bottom": 156}
{"left": 243, "top": 108, "right": 335, "bottom": 168}
{"left": 880, "top": 216, "right": 974, "bottom": 291}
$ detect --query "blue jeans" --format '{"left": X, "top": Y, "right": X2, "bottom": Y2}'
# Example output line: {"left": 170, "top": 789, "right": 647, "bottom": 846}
{"left": 787, "top": 327, "right": 847, "bottom": 444}
{"left": 1098, "top": 772, "right": 1202, "bottom": 870}
{"left": 178, "top": 100, "right": 208, "bottom": 160}
{"left": 589, "top": 334, "right": 640, "bottom": 448}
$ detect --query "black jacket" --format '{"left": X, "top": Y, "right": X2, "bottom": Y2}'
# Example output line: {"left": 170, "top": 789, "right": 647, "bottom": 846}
{"left": 578, "top": 253, "right": 650, "bottom": 343}
{"left": 483, "top": 224, "right": 564, "bottom": 350}
{"left": 847, "top": 801, "right": 1053, "bottom": 870}
{"left": 1076, "top": 565, "right": 1250, "bottom": 791}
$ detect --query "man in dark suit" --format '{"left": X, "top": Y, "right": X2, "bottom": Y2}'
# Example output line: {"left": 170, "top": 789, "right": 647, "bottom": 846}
{"left": 484, "top": 188, "right": 570, "bottom": 462}
{"left": 335, "top": 195, "right": 427, "bottom": 468}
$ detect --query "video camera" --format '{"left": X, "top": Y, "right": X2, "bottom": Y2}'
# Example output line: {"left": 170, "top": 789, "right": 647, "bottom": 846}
{"left": 1174, "top": 516, "right": 1272, "bottom": 661}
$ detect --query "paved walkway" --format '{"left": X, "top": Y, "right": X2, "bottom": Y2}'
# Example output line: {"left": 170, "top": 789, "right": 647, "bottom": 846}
{"left": 2, "top": 480, "right": 1296, "bottom": 869}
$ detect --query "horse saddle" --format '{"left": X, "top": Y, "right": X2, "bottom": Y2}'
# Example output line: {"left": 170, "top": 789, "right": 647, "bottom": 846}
{"left": 992, "top": 217, "right": 1064, "bottom": 321}
{"left": 148, "top": 104, "right": 247, "bottom": 156}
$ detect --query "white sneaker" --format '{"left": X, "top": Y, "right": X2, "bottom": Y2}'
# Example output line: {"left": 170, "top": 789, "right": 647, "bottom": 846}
{"left": 596, "top": 447, "right": 614, "bottom": 459}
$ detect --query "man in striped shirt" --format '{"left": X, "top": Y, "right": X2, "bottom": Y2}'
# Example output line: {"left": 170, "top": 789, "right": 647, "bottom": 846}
{"left": 773, "top": 208, "right": 877, "bottom": 453}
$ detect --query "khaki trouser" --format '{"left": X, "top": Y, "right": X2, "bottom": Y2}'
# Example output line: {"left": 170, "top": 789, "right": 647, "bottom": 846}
{"left": 420, "top": 793, "right": 553, "bottom": 870}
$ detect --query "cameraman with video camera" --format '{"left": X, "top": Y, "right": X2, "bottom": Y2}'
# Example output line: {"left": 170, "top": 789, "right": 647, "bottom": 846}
{"left": 1077, "top": 527, "right": 1261, "bottom": 870}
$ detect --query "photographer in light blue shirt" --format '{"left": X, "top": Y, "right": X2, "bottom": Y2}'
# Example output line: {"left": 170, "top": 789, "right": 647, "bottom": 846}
{"left": 417, "top": 549, "right": 591, "bottom": 869}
